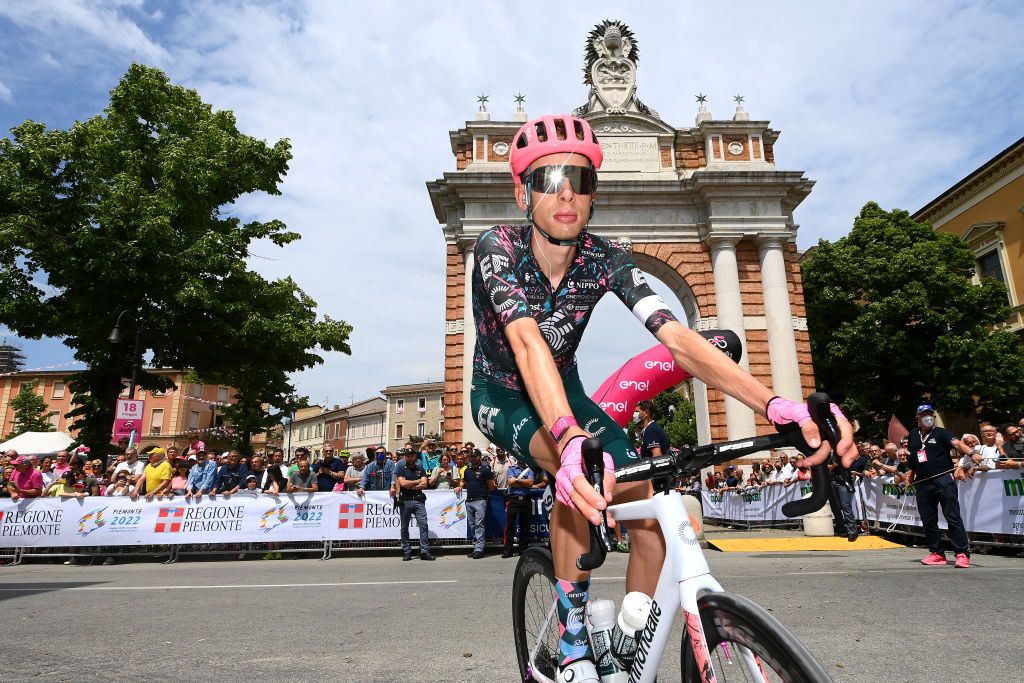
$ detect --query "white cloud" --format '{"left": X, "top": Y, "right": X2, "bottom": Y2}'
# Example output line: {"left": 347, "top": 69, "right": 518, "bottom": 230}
{"left": 0, "top": 0, "right": 169, "bottom": 64}
{"left": 0, "top": 80, "right": 11, "bottom": 103}
{"left": 2, "top": 0, "right": 1022, "bottom": 406}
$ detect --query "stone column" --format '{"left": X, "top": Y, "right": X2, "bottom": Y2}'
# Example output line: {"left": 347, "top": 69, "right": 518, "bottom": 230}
{"left": 757, "top": 235, "right": 802, "bottom": 401}
{"left": 707, "top": 235, "right": 756, "bottom": 439}
{"left": 461, "top": 248, "right": 488, "bottom": 447}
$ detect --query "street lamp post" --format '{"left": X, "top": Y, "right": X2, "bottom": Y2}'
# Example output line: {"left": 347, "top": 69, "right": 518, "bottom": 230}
{"left": 108, "top": 307, "right": 146, "bottom": 399}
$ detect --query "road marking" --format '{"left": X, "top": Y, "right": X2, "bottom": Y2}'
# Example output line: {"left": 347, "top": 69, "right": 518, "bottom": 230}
{"left": 0, "top": 580, "right": 457, "bottom": 592}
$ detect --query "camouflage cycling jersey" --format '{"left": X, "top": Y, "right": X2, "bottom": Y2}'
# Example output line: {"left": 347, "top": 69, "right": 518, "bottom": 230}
{"left": 471, "top": 223, "right": 677, "bottom": 391}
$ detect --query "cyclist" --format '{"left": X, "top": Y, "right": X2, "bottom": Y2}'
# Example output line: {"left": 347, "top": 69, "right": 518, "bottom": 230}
{"left": 470, "top": 113, "right": 857, "bottom": 682}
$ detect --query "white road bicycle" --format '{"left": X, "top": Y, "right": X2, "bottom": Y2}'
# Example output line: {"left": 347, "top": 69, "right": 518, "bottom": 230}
{"left": 513, "top": 394, "right": 840, "bottom": 683}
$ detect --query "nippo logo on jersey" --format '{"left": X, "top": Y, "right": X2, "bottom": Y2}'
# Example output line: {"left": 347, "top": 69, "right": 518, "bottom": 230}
{"left": 154, "top": 507, "right": 185, "bottom": 533}
{"left": 339, "top": 503, "right": 365, "bottom": 529}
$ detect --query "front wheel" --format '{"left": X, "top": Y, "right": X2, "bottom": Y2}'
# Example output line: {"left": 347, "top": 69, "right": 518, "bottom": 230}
{"left": 681, "top": 592, "right": 832, "bottom": 683}
{"left": 512, "top": 546, "right": 559, "bottom": 682}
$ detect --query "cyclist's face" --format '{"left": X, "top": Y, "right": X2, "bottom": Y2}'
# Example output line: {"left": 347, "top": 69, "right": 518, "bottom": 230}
{"left": 515, "top": 152, "right": 595, "bottom": 241}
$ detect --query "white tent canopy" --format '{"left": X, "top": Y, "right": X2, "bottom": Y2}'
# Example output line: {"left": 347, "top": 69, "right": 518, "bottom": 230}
{"left": 0, "top": 431, "right": 75, "bottom": 456}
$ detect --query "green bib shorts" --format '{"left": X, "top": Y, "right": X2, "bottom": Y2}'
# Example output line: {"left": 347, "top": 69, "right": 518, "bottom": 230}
{"left": 470, "top": 366, "right": 640, "bottom": 475}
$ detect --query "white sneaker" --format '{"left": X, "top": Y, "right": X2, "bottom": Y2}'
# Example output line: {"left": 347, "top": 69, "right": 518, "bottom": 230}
{"left": 556, "top": 659, "right": 600, "bottom": 683}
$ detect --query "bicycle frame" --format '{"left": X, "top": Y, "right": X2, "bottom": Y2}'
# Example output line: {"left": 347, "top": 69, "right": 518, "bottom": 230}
{"left": 528, "top": 488, "right": 768, "bottom": 683}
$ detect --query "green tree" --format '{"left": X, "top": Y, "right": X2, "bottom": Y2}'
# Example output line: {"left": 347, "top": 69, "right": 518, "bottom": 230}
{"left": 4, "top": 381, "right": 57, "bottom": 439}
{"left": 802, "top": 202, "right": 1024, "bottom": 436}
{"left": 627, "top": 387, "right": 698, "bottom": 448}
{"left": 0, "top": 64, "right": 351, "bottom": 455}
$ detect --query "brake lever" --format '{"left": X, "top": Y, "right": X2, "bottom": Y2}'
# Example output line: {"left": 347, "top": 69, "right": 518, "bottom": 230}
{"left": 781, "top": 392, "right": 841, "bottom": 518}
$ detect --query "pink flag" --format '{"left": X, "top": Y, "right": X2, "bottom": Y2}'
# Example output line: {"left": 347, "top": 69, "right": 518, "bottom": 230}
{"left": 887, "top": 415, "right": 909, "bottom": 445}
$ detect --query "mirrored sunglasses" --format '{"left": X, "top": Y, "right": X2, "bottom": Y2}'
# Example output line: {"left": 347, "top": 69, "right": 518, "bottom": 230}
{"left": 527, "top": 165, "right": 598, "bottom": 195}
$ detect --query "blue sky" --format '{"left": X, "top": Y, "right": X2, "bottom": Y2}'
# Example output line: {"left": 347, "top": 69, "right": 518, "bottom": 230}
{"left": 1, "top": 1, "right": 1022, "bottom": 407}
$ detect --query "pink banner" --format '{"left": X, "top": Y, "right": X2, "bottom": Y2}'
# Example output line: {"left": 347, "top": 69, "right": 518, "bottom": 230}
{"left": 590, "top": 330, "right": 741, "bottom": 426}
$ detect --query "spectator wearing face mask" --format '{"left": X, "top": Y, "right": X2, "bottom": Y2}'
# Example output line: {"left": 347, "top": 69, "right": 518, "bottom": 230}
{"left": 906, "top": 404, "right": 973, "bottom": 568}
{"left": 635, "top": 400, "right": 670, "bottom": 459}
{"left": 358, "top": 447, "right": 396, "bottom": 498}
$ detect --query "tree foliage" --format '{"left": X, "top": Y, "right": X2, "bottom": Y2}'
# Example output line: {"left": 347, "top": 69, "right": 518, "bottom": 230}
{"left": 802, "top": 202, "right": 1024, "bottom": 436}
{"left": 4, "top": 381, "right": 57, "bottom": 439}
{"left": 0, "top": 64, "right": 351, "bottom": 455}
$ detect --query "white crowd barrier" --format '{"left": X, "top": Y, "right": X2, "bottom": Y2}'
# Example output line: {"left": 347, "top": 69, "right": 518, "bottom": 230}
{"left": 859, "top": 470, "right": 1024, "bottom": 535}
{"left": 0, "top": 491, "right": 468, "bottom": 547}
{"left": 700, "top": 472, "right": 1024, "bottom": 540}
{"left": 701, "top": 483, "right": 812, "bottom": 524}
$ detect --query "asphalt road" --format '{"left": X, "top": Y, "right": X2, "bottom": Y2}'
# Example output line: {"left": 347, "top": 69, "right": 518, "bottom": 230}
{"left": 0, "top": 545, "right": 1018, "bottom": 682}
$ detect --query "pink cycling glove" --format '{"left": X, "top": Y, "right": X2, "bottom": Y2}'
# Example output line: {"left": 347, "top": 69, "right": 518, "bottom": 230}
{"left": 766, "top": 396, "right": 847, "bottom": 427}
{"left": 555, "top": 436, "right": 615, "bottom": 510}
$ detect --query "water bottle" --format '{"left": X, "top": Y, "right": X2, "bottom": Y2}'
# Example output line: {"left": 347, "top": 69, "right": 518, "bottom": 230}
{"left": 610, "top": 591, "right": 653, "bottom": 670}
{"left": 587, "top": 599, "right": 629, "bottom": 682}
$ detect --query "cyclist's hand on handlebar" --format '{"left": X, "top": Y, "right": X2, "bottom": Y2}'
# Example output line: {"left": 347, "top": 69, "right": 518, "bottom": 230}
{"left": 556, "top": 435, "right": 617, "bottom": 528}
{"left": 767, "top": 396, "right": 857, "bottom": 467}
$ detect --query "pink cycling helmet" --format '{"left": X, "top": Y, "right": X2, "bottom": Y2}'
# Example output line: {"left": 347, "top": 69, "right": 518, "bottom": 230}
{"left": 510, "top": 114, "right": 603, "bottom": 185}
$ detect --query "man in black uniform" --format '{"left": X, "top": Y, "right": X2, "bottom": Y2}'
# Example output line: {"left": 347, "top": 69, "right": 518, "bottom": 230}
{"left": 635, "top": 400, "right": 671, "bottom": 459}
{"left": 394, "top": 447, "right": 435, "bottom": 561}
{"left": 906, "top": 403, "right": 973, "bottom": 568}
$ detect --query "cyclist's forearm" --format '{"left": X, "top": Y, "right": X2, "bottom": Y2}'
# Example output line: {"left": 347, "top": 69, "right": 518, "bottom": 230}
{"left": 657, "top": 322, "right": 774, "bottom": 415}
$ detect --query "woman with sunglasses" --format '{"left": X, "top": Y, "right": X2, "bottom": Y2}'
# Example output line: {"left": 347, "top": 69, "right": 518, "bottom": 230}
{"left": 469, "top": 114, "right": 857, "bottom": 683}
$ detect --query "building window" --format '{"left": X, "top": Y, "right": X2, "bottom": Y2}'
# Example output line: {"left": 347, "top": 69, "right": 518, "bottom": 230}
{"left": 189, "top": 411, "right": 200, "bottom": 430}
{"left": 52, "top": 381, "right": 65, "bottom": 400}
{"left": 439, "top": 395, "right": 445, "bottom": 410}
{"left": 49, "top": 413, "right": 60, "bottom": 428}
{"left": 316, "top": 423, "right": 323, "bottom": 438}
{"left": 977, "top": 250, "right": 1005, "bottom": 284}
{"left": 191, "top": 383, "right": 202, "bottom": 398}
{"left": 395, "top": 423, "right": 404, "bottom": 439}
{"left": 417, "top": 421, "right": 426, "bottom": 437}
{"left": 217, "top": 386, "right": 230, "bottom": 403}
{"left": 438, "top": 420, "right": 444, "bottom": 437}
{"left": 150, "top": 408, "right": 164, "bottom": 435}
{"left": 152, "top": 388, "right": 167, "bottom": 397}
{"left": 418, "top": 397, "right": 426, "bottom": 413}
{"left": 396, "top": 399, "right": 405, "bottom": 414}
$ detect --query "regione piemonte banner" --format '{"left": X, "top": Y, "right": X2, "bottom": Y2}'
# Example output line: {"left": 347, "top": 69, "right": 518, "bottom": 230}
{"left": 0, "top": 491, "right": 468, "bottom": 547}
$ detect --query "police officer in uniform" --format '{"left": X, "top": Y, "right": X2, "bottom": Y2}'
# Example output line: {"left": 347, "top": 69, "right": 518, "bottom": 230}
{"left": 394, "top": 447, "right": 435, "bottom": 562}
{"left": 502, "top": 460, "right": 535, "bottom": 558}
{"left": 906, "top": 403, "right": 973, "bottom": 568}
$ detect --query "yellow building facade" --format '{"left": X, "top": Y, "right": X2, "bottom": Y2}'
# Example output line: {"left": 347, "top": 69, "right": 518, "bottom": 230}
{"left": 914, "top": 136, "right": 1024, "bottom": 333}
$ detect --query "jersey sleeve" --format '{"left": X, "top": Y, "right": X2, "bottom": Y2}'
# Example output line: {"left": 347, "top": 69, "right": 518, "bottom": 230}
{"left": 474, "top": 228, "right": 532, "bottom": 328}
{"left": 605, "top": 246, "right": 678, "bottom": 335}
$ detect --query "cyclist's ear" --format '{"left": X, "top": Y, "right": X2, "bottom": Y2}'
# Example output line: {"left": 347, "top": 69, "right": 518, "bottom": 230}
{"left": 514, "top": 183, "right": 529, "bottom": 213}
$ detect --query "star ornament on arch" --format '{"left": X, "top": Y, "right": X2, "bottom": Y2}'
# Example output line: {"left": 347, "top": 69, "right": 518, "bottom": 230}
{"left": 733, "top": 94, "right": 745, "bottom": 104}
{"left": 477, "top": 94, "right": 489, "bottom": 105}
{"left": 695, "top": 93, "right": 707, "bottom": 104}
{"left": 514, "top": 93, "right": 526, "bottom": 104}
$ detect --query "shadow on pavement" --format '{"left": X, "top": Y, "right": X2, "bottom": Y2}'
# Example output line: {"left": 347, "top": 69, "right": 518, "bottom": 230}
{"left": 0, "top": 582, "right": 107, "bottom": 602}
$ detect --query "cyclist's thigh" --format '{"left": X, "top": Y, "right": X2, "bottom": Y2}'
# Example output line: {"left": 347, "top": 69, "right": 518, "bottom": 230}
{"left": 470, "top": 377, "right": 543, "bottom": 472}
{"left": 564, "top": 381, "right": 640, "bottom": 469}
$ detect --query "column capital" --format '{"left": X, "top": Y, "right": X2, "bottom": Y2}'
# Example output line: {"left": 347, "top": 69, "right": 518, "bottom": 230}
{"left": 704, "top": 233, "right": 742, "bottom": 251}
{"left": 754, "top": 233, "right": 791, "bottom": 251}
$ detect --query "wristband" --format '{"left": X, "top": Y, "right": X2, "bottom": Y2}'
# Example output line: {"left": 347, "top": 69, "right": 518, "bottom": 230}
{"left": 550, "top": 415, "right": 579, "bottom": 443}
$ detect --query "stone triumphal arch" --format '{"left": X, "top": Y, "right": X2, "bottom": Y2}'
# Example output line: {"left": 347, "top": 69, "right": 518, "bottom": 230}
{"left": 427, "top": 20, "right": 816, "bottom": 448}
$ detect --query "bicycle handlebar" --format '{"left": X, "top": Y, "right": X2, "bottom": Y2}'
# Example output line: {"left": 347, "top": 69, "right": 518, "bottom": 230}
{"left": 576, "top": 392, "right": 842, "bottom": 572}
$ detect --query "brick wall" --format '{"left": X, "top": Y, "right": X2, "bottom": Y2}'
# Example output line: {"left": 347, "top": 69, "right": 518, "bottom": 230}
{"left": 444, "top": 244, "right": 466, "bottom": 442}
{"left": 675, "top": 141, "right": 707, "bottom": 170}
